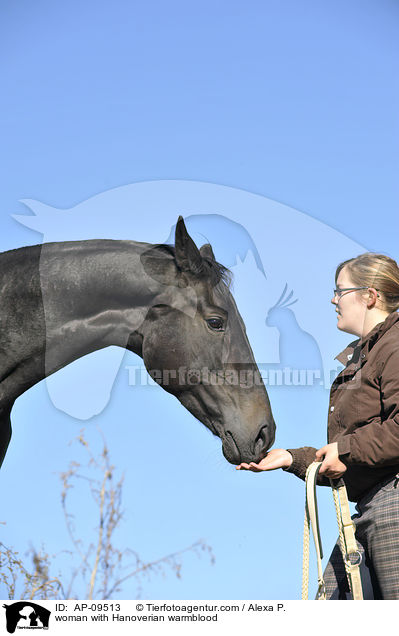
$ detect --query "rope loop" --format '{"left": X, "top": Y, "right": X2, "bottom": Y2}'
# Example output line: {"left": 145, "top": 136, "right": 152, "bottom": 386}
{"left": 302, "top": 461, "right": 363, "bottom": 600}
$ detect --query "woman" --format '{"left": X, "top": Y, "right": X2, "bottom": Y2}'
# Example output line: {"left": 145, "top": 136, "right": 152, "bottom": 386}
{"left": 237, "top": 253, "right": 399, "bottom": 599}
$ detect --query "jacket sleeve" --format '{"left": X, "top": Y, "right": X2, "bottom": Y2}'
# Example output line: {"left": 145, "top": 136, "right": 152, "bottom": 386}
{"left": 283, "top": 446, "right": 331, "bottom": 487}
{"left": 337, "top": 346, "right": 399, "bottom": 466}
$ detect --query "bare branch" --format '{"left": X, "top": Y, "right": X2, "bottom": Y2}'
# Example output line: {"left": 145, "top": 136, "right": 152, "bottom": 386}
{"left": 0, "top": 428, "right": 215, "bottom": 599}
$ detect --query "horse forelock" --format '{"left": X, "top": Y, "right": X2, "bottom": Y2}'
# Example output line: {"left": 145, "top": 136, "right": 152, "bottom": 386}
{"left": 159, "top": 243, "right": 233, "bottom": 291}
{"left": 202, "top": 257, "right": 233, "bottom": 290}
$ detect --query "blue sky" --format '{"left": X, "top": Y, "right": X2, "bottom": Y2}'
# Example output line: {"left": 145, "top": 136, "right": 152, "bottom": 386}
{"left": 0, "top": 0, "right": 398, "bottom": 600}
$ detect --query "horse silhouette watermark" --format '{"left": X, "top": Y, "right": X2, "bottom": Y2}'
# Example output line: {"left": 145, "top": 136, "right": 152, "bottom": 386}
{"left": 12, "top": 179, "right": 368, "bottom": 422}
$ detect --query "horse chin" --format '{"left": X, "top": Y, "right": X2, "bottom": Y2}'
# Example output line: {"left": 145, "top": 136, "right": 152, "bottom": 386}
{"left": 221, "top": 433, "right": 243, "bottom": 465}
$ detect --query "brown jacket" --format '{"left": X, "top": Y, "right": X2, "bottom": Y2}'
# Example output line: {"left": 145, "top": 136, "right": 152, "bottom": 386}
{"left": 285, "top": 311, "right": 399, "bottom": 502}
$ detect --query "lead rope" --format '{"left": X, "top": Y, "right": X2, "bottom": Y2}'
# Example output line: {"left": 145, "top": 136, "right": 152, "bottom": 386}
{"left": 302, "top": 462, "right": 326, "bottom": 600}
{"left": 330, "top": 479, "right": 363, "bottom": 600}
{"left": 302, "top": 461, "right": 363, "bottom": 600}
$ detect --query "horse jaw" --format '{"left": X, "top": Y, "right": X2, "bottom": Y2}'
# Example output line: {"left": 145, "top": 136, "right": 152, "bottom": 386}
{"left": 175, "top": 385, "right": 275, "bottom": 465}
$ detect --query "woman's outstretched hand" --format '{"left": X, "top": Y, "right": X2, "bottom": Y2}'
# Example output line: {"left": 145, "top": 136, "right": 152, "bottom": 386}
{"left": 236, "top": 448, "right": 293, "bottom": 472}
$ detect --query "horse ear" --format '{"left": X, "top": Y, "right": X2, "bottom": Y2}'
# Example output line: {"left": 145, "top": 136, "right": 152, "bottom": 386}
{"left": 174, "top": 216, "right": 204, "bottom": 275}
{"left": 199, "top": 243, "right": 216, "bottom": 261}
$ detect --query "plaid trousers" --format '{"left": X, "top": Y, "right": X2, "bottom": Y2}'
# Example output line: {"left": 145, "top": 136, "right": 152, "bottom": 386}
{"left": 323, "top": 473, "right": 399, "bottom": 600}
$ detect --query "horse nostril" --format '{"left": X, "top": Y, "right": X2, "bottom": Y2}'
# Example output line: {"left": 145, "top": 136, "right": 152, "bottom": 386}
{"left": 254, "top": 425, "right": 273, "bottom": 458}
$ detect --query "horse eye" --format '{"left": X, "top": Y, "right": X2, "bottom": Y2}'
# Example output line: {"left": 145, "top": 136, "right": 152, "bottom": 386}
{"left": 207, "top": 318, "right": 224, "bottom": 331}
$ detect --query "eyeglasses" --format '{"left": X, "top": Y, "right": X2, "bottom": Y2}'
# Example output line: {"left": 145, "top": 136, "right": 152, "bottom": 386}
{"left": 333, "top": 287, "right": 375, "bottom": 299}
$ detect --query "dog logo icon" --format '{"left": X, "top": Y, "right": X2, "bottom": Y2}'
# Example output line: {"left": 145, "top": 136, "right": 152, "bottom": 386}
{"left": 3, "top": 602, "right": 51, "bottom": 633}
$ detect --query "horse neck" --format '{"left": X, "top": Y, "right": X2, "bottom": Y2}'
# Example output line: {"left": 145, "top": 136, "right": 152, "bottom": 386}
{"left": 0, "top": 239, "right": 171, "bottom": 406}
{"left": 38, "top": 239, "right": 163, "bottom": 354}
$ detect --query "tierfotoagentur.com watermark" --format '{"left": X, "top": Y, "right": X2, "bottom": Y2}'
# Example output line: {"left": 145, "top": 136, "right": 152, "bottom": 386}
{"left": 126, "top": 365, "right": 324, "bottom": 388}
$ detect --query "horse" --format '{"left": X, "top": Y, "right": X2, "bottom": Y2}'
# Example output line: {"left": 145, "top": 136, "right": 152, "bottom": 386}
{"left": 0, "top": 216, "right": 275, "bottom": 468}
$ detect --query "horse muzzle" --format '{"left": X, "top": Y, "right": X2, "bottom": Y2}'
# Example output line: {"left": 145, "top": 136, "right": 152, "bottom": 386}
{"left": 221, "top": 420, "right": 276, "bottom": 465}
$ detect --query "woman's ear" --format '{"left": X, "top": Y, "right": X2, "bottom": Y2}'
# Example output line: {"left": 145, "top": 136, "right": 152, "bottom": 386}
{"left": 367, "top": 287, "right": 380, "bottom": 307}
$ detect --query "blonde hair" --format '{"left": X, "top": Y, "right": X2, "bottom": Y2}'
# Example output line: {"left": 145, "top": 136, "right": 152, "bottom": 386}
{"left": 336, "top": 253, "right": 399, "bottom": 313}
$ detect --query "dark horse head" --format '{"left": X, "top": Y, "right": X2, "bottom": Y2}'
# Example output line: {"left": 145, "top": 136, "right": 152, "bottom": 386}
{"left": 0, "top": 216, "right": 275, "bottom": 468}
{"left": 139, "top": 217, "right": 275, "bottom": 464}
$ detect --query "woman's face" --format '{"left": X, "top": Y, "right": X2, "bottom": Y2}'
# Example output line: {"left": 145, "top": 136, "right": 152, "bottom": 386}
{"left": 331, "top": 266, "right": 368, "bottom": 336}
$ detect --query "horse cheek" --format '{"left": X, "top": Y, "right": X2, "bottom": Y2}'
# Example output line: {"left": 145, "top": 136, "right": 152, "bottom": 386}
{"left": 142, "top": 321, "right": 185, "bottom": 378}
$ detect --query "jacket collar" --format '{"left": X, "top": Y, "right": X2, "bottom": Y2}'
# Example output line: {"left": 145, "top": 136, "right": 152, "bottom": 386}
{"left": 335, "top": 311, "right": 399, "bottom": 366}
